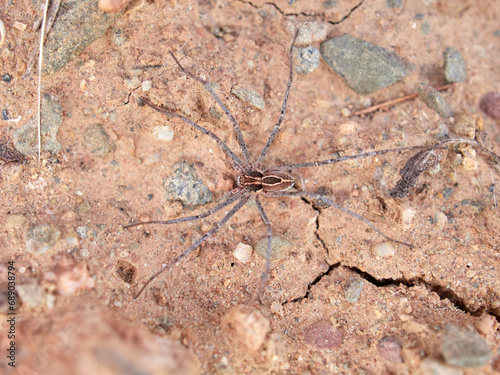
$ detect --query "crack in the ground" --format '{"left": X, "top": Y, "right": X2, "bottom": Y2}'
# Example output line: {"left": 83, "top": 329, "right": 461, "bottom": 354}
{"left": 289, "top": 197, "right": 499, "bottom": 321}
{"left": 236, "top": 0, "right": 365, "bottom": 25}
{"left": 285, "top": 261, "right": 499, "bottom": 322}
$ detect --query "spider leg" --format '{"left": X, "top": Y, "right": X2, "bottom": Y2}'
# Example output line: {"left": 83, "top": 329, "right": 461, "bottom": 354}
{"left": 275, "top": 144, "right": 449, "bottom": 171}
{"left": 140, "top": 97, "right": 245, "bottom": 171}
{"left": 125, "top": 188, "right": 244, "bottom": 229}
{"left": 134, "top": 192, "right": 251, "bottom": 299}
{"left": 266, "top": 190, "right": 414, "bottom": 248}
{"left": 256, "top": 30, "right": 299, "bottom": 167}
{"left": 275, "top": 138, "right": 495, "bottom": 171}
{"left": 169, "top": 52, "right": 254, "bottom": 169}
{"left": 254, "top": 195, "right": 272, "bottom": 303}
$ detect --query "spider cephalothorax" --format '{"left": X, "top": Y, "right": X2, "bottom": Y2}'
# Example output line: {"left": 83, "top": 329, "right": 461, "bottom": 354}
{"left": 238, "top": 170, "right": 295, "bottom": 193}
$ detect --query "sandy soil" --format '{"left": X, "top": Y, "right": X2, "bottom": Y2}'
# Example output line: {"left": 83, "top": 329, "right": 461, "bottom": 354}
{"left": 1, "top": 0, "right": 500, "bottom": 374}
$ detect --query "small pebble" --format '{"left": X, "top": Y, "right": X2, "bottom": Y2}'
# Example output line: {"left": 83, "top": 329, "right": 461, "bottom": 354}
{"left": 125, "top": 76, "right": 141, "bottom": 90}
{"left": 255, "top": 236, "right": 292, "bottom": 260}
{"left": 418, "top": 83, "right": 452, "bottom": 118}
{"left": 475, "top": 315, "right": 497, "bottom": 336}
{"left": 76, "top": 226, "right": 97, "bottom": 239}
{"left": 373, "top": 242, "right": 396, "bottom": 257}
{"left": 344, "top": 278, "right": 364, "bottom": 303}
{"left": 111, "top": 28, "right": 127, "bottom": 47}
{"left": 377, "top": 336, "right": 403, "bottom": 363}
{"left": 286, "top": 21, "right": 327, "bottom": 45}
{"left": 99, "top": 0, "right": 129, "bottom": 13}
{"left": 444, "top": 47, "right": 467, "bottom": 83}
{"left": 13, "top": 93, "right": 63, "bottom": 155}
{"left": 2, "top": 73, "right": 11, "bottom": 82}
{"left": 163, "top": 162, "right": 213, "bottom": 207}
{"left": 233, "top": 243, "right": 253, "bottom": 263}
{"left": 6, "top": 214, "right": 26, "bottom": 229}
{"left": 441, "top": 324, "right": 491, "bottom": 368}
{"left": 152, "top": 126, "right": 174, "bottom": 141}
{"left": 25, "top": 224, "right": 61, "bottom": 256}
{"left": 293, "top": 46, "right": 320, "bottom": 74}
{"left": 434, "top": 212, "right": 448, "bottom": 228}
{"left": 303, "top": 320, "right": 342, "bottom": 349}
{"left": 270, "top": 301, "right": 284, "bottom": 318}
{"left": 421, "top": 21, "right": 431, "bottom": 35}
{"left": 16, "top": 282, "right": 47, "bottom": 309}
{"left": 386, "top": 0, "right": 403, "bottom": 8}
{"left": 141, "top": 80, "right": 152, "bottom": 92}
{"left": 222, "top": 305, "right": 270, "bottom": 352}
{"left": 453, "top": 113, "right": 481, "bottom": 139}
{"left": 231, "top": 88, "right": 265, "bottom": 110}
{"left": 83, "top": 124, "right": 116, "bottom": 157}
{"left": 13, "top": 21, "right": 27, "bottom": 30}
{"left": 479, "top": 91, "right": 500, "bottom": 120}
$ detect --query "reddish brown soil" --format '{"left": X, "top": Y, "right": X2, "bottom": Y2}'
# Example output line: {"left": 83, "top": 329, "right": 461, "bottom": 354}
{"left": 1, "top": 0, "right": 500, "bottom": 374}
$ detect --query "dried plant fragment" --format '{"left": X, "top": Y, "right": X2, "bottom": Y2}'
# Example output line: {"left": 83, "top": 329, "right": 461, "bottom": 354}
{"left": 0, "top": 140, "right": 24, "bottom": 162}
{"left": 389, "top": 148, "right": 443, "bottom": 198}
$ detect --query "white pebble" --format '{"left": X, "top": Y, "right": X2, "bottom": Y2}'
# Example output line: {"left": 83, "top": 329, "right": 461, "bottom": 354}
{"left": 152, "top": 126, "right": 174, "bottom": 141}
{"left": 373, "top": 242, "right": 396, "bottom": 257}
{"left": 233, "top": 243, "right": 252, "bottom": 263}
{"left": 141, "top": 80, "right": 152, "bottom": 92}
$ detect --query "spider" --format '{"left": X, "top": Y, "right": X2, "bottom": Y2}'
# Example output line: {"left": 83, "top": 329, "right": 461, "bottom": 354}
{"left": 126, "top": 32, "right": 462, "bottom": 301}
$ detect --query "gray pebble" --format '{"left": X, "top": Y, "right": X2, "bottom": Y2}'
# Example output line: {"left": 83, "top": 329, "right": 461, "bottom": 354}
{"left": 344, "top": 278, "right": 364, "bottom": 303}
{"left": 83, "top": 124, "right": 116, "bottom": 157}
{"left": 418, "top": 83, "right": 452, "bottom": 118}
{"left": 441, "top": 324, "right": 491, "bottom": 368}
{"left": 111, "top": 28, "right": 127, "bottom": 47}
{"left": 421, "top": 21, "right": 431, "bottom": 35}
{"left": 13, "top": 93, "right": 62, "bottom": 155}
{"left": 444, "top": 47, "right": 466, "bottom": 83}
{"left": 163, "top": 162, "right": 213, "bottom": 207}
{"left": 320, "top": 34, "right": 409, "bottom": 95}
{"left": 386, "top": 0, "right": 402, "bottom": 8}
{"left": 254, "top": 236, "right": 292, "bottom": 260}
{"left": 293, "top": 46, "right": 320, "bottom": 74}
{"left": 25, "top": 223, "right": 61, "bottom": 256}
{"left": 231, "top": 88, "right": 265, "bottom": 110}
{"left": 76, "top": 225, "right": 97, "bottom": 239}
{"left": 41, "top": 0, "right": 123, "bottom": 75}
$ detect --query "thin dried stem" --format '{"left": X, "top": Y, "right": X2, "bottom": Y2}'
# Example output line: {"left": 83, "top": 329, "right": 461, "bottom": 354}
{"left": 37, "top": 0, "right": 51, "bottom": 163}
{"left": 169, "top": 52, "right": 254, "bottom": 169}
{"left": 351, "top": 84, "right": 453, "bottom": 117}
{"left": 134, "top": 192, "right": 251, "bottom": 299}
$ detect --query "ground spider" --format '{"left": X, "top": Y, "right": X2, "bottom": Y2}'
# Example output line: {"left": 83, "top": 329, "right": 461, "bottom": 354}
{"left": 126, "top": 32, "right": 490, "bottom": 301}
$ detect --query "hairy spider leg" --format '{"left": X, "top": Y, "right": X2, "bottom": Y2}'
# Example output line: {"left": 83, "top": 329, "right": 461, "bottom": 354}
{"left": 134, "top": 192, "right": 251, "bottom": 299}
{"left": 266, "top": 190, "right": 414, "bottom": 248}
{"left": 140, "top": 97, "right": 245, "bottom": 171}
{"left": 125, "top": 188, "right": 243, "bottom": 229}
{"left": 254, "top": 195, "right": 273, "bottom": 302}
{"left": 169, "top": 52, "right": 254, "bottom": 169}
{"left": 256, "top": 30, "right": 299, "bottom": 167}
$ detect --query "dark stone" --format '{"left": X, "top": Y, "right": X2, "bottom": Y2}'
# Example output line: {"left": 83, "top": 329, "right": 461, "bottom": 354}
{"left": 320, "top": 34, "right": 409, "bottom": 95}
